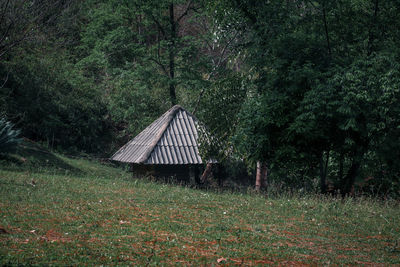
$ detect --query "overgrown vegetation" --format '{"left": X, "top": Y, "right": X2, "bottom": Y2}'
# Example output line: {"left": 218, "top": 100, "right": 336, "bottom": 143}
{"left": 0, "top": 0, "right": 399, "bottom": 195}
{"left": 1, "top": 1, "right": 399, "bottom": 264}
{"left": 0, "top": 147, "right": 399, "bottom": 265}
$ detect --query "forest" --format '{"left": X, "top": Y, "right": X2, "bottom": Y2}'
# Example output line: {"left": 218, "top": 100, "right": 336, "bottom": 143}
{"left": 1, "top": 0, "right": 399, "bottom": 198}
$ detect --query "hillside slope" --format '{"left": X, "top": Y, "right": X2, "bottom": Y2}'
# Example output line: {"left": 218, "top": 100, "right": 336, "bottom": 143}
{"left": 0, "top": 144, "right": 399, "bottom": 265}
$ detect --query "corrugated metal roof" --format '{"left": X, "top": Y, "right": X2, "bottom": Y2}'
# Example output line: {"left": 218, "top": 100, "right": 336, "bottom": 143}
{"left": 111, "top": 105, "right": 205, "bottom": 165}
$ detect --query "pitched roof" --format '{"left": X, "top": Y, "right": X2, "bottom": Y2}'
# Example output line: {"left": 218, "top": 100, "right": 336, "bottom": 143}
{"left": 111, "top": 105, "right": 204, "bottom": 165}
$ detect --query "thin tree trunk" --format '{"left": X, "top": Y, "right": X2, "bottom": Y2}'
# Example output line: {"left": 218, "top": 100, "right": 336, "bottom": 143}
{"left": 261, "top": 162, "right": 268, "bottom": 190}
{"left": 341, "top": 160, "right": 361, "bottom": 197}
{"left": 322, "top": 6, "right": 331, "bottom": 56}
{"left": 169, "top": 3, "right": 176, "bottom": 106}
{"left": 200, "top": 162, "right": 213, "bottom": 183}
{"left": 324, "top": 150, "right": 329, "bottom": 190}
{"left": 319, "top": 150, "right": 329, "bottom": 194}
{"left": 255, "top": 161, "right": 267, "bottom": 191}
{"left": 340, "top": 149, "right": 365, "bottom": 197}
{"left": 338, "top": 151, "right": 344, "bottom": 183}
{"left": 255, "top": 161, "right": 262, "bottom": 191}
{"left": 319, "top": 155, "right": 325, "bottom": 193}
{"left": 367, "top": 0, "right": 379, "bottom": 56}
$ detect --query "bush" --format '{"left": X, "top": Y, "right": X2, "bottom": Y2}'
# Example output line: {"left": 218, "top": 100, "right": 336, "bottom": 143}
{"left": 0, "top": 118, "right": 22, "bottom": 154}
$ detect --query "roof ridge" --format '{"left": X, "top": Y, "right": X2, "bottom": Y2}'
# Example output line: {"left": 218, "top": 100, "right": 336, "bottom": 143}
{"left": 136, "top": 105, "right": 182, "bottom": 163}
{"left": 175, "top": 105, "right": 199, "bottom": 122}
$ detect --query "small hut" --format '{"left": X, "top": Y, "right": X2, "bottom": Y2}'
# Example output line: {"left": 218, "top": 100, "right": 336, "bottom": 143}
{"left": 111, "top": 105, "right": 207, "bottom": 183}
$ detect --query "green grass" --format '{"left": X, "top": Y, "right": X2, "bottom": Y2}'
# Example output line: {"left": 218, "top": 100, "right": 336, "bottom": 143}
{"left": 0, "top": 144, "right": 399, "bottom": 265}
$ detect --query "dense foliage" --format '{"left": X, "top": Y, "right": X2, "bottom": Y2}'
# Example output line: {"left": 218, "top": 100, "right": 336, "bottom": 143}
{"left": 0, "top": 0, "right": 399, "bottom": 196}
{"left": 215, "top": 0, "right": 400, "bottom": 197}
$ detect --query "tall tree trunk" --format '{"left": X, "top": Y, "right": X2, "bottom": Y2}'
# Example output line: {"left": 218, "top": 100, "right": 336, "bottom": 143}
{"left": 338, "top": 151, "right": 344, "bottom": 183}
{"left": 340, "top": 160, "right": 361, "bottom": 197}
{"left": 255, "top": 161, "right": 267, "bottom": 192}
{"left": 255, "top": 161, "right": 262, "bottom": 191}
{"left": 340, "top": 149, "right": 365, "bottom": 197}
{"left": 319, "top": 150, "right": 329, "bottom": 194}
{"left": 322, "top": 6, "right": 331, "bottom": 56}
{"left": 169, "top": 3, "right": 176, "bottom": 106}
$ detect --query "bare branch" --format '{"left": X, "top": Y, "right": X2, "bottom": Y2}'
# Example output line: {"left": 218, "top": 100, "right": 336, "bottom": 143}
{"left": 215, "top": 30, "right": 240, "bottom": 72}
{"left": 155, "top": 28, "right": 168, "bottom": 76}
{"left": 192, "top": 30, "right": 240, "bottom": 115}
{"left": 0, "top": 70, "right": 9, "bottom": 89}
{"left": 150, "top": 13, "right": 167, "bottom": 38}
{"left": 132, "top": 1, "right": 167, "bottom": 38}
{"left": 149, "top": 57, "right": 168, "bottom": 76}
{"left": 177, "top": 0, "right": 193, "bottom": 22}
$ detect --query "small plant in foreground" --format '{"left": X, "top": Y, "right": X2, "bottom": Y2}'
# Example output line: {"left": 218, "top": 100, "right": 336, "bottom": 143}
{"left": 0, "top": 118, "right": 22, "bottom": 155}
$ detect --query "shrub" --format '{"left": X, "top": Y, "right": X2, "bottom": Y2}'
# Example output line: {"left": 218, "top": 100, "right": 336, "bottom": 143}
{"left": 0, "top": 118, "right": 22, "bottom": 155}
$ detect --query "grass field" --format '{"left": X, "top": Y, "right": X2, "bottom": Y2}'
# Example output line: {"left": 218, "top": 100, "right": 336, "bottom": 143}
{"left": 0, "top": 143, "right": 399, "bottom": 265}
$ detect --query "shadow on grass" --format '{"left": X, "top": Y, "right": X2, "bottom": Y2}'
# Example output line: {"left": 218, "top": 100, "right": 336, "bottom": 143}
{"left": 0, "top": 140, "right": 82, "bottom": 175}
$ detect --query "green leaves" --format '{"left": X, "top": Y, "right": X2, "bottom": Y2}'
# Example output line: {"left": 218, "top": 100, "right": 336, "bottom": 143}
{"left": 197, "top": 73, "right": 246, "bottom": 161}
{"left": 211, "top": 0, "right": 400, "bottom": 194}
{"left": 0, "top": 118, "right": 22, "bottom": 155}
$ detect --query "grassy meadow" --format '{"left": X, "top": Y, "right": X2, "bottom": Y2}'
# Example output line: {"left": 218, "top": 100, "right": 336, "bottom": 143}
{"left": 0, "top": 143, "right": 399, "bottom": 265}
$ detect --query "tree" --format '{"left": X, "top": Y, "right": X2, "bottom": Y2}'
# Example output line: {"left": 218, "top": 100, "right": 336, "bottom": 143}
{"left": 0, "top": 0, "right": 113, "bottom": 153}
{"left": 77, "top": 0, "right": 216, "bottom": 142}
{"left": 215, "top": 0, "right": 400, "bottom": 195}
{"left": 0, "top": 0, "right": 77, "bottom": 60}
